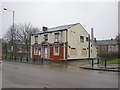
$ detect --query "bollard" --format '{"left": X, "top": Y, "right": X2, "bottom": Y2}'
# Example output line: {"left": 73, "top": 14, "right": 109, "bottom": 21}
{"left": 26, "top": 57, "right": 28, "bottom": 62}
{"left": 105, "top": 59, "right": 107, "bottom": 68}
{"left": 97, "top": 58, "right": 99, "bottom": 64}
{"left": 92, "top": 59, "right": 94, "bottom": 68}
{"left": 41, "top": 58, "right": 43, "bottom": 64}
{"left": 20, "top": 57, "right": 22, "bottom": 62}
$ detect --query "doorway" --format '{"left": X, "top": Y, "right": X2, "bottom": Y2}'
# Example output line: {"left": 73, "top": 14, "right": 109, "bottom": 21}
{"left": 44, "top": 47, "right": 48, "bottom": 59}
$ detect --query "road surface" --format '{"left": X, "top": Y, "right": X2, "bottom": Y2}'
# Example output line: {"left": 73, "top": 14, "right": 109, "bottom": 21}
{"left": 0, "top": 63, "right": 2, "bottom": 89}
{"left": 2, "top": 61, "right": 119, "bottom": 88}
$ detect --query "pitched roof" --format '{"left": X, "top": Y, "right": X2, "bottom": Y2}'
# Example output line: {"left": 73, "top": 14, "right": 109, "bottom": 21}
{"left": 93, "top": 40, "right": 118, "bottom": 45}
{"left": 32, "top": 23, "right": 79, "bottom": 35}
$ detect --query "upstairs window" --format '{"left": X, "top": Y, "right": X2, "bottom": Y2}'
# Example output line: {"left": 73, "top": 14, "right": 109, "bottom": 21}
{"left": 55, "top": 33, "right": 59, "bottom": 42}
{"left": 86, "top": 37, "right": 89, "bottom": 42}
{"left": 35, "top": 36, "right": 38, "bottom": 44}
{"left": 80, "top": 36, "right": 84, "bottom": 43}
{"left": 44, "top": 34, "right": 48, "bottom": 41}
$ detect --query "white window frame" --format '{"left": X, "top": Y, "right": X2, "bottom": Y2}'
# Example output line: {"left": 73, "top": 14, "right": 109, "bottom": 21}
{"left": 44, "top": 34, "right": 48, "bottom": 41}
{"left": 55, "top": 33, "right": 59, "bottom": 42}
{"left": 35, "top": 36, "right": 38, "bottom": 43}
{"left": 80, "top": 36, "right": 84, "bottom": 43}
{"left": 38, "top": 50, "right": 41, "bottom": 56}
{"left": 54, "top": 47, "right": 59, "bottom": 55}
{"left": 34, "top": 47, "right": 38, "bottom": 55}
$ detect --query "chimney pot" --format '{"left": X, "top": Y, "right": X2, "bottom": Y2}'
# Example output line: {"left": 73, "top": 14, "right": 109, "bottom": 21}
{"left": 43, "top": 26, "right": 48, "bottom": 31}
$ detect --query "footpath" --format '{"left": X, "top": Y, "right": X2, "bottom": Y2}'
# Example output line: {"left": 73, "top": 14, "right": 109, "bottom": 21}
{"left": 80, "top": 64, "right": 120, "bottom": 72}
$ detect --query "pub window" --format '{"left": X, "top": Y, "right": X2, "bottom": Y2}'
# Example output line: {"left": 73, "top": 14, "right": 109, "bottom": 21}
{"left": 54, "top": 47, "right": 59, "bottom": 55}
{"left": 44, "top": 34, "right": 48, "bottom": 41}
{"left": 38, "top": 50, "right": 41, "bottom": 56}
{"left": 34, "top": 48, "right": 38, "bottom": 55}
{"left": 35, "top": 36, "right": 38, "bottom": 43}
{"left": 55, "top": 33, "right": 59, "bottom": 42}
{"left": 80, "top": 36, "right": 84, "bottom": 43}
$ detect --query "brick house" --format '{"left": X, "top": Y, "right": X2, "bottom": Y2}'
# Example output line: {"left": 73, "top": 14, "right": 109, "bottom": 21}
{"left": 30, "top": 23, "right": 97, "bottom": 61}
{"left": 93, "top": 39, "right": 118, "bottom": 56}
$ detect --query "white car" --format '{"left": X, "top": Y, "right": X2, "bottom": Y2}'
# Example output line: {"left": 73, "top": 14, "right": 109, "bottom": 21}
{"left": 0, "top": 57, "right": 2, "bottom": 64}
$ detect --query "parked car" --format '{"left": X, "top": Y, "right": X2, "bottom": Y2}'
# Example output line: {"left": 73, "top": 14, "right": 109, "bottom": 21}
{"left": 0, "top": 57, "right": 2, "bottom": 64}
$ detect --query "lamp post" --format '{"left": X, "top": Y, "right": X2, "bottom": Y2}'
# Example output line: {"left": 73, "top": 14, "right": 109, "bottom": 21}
{"left": 4, "top": 8, "right": 15, "bottom": 60}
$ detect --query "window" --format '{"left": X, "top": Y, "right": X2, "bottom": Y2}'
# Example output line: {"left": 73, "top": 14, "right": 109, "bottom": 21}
{"left": 54, "top": 47, "right": 59, "bottom": 55}
{"left": 35, "top": 36, "right": 38, "bottom": 43}
{"left": 86, "top": 37, "right": 89, "bottom": 42}
{"left": 34, "top": 48, "right": 38, "bottom": 55}
{"left": 44, "top": 34, "right": 48, "bottom": 41}
{"left": 55, "top": 33, "right": 59, "bottom": 42}
{"left": 80, "top": 36, "right": 84, "bottom": 43}
{"left": 70, "top": 48, "right": 77, "bottom": 55}
{"left": 38, "top": 50, "right": 41, "bottom": 56}
{"left": 82, "top": 48, "right": 87, "bottom": 55}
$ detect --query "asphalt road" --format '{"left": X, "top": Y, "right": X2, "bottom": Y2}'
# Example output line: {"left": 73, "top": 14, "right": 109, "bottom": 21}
{"left": 2, "top": 61, "right": 119, "bottom": 88}
{"left": 0, "top": 63, "right": 2, "bottom": 89}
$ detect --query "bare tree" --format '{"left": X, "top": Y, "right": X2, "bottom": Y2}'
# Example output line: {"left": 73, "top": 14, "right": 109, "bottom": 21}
{"left": 3, "top": 22, "right": 39, "bottom": 58}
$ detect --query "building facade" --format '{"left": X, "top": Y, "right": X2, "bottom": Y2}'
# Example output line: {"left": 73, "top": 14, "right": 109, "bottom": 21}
{"left": 93, "top": 39, "right": 118, "bottom": 56}
{"left": 31, "top": 23, "right": 97, "bottom": 61}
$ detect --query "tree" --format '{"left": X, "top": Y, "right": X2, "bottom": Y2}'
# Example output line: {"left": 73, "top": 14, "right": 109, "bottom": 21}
{"left": 3, "top": 22, "right": 39, "bottom": 58}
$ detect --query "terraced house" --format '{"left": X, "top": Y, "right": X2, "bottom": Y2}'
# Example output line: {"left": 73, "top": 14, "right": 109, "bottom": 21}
{"left": 30, "top": 23, "right": 97, "bottom": 61}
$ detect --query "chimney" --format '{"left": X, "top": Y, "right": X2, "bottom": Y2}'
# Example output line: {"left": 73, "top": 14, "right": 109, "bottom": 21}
{"left": 111, "top": 38, "right": 113, "bottom": 40}
{"left": 91, "top": 28, "right": 94, "bottom": 41}
{"left": 42, "top": 26, "right": 48, "bottom": 31}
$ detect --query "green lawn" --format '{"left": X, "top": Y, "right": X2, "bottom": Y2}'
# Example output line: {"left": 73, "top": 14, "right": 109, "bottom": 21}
{"left": 99, "top": 58, "right": 120, "bottom": 64}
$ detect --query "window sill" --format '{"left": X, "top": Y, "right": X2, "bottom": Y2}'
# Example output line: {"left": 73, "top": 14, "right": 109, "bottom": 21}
{"left": 54, "top": 41, "right": 59, "bottom": 43}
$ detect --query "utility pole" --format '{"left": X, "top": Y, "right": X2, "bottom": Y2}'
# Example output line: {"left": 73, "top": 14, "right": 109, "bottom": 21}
{"left": 4, "top": 8, "right": 15, "bottom": 60}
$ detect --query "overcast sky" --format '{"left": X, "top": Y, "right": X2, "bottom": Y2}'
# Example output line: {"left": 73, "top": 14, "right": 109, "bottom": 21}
{"left": 0, "top": 0, "right": 119, "bottom": 40}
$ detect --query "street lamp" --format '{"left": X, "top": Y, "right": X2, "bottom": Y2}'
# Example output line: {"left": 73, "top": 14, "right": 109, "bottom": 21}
{"left": 4, "top": 8, "right": 15, "bottom": 60}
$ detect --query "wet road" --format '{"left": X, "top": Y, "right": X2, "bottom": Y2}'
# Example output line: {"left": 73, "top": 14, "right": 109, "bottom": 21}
{"left": 0, "top": 63, "right": 2, "bottom": 89}
{"left": 2, "top": 60, "right": 118, "bottom": 88}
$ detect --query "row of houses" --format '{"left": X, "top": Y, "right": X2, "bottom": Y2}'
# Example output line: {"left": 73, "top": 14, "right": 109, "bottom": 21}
{"left": 93, "top": 39, "right": 118, "bottom": 55}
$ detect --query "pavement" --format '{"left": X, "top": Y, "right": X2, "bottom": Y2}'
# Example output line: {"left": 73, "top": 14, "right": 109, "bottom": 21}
{"left": 80, "top": 64, "right": 120, "bottom": 72}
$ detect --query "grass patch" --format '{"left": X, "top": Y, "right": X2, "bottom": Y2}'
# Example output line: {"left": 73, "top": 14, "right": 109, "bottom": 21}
{"left": 99, "top": 58, "right": 120, "bottom": 64}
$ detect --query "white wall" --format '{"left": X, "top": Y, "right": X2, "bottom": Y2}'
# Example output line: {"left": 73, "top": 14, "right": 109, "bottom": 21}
{"left": 31, "top": 30, "right": 67, "bottom": 45}
{"left": 67, "top": 24, "right": 97, "bottom": 59}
